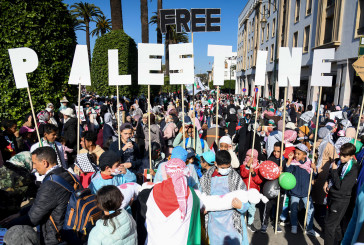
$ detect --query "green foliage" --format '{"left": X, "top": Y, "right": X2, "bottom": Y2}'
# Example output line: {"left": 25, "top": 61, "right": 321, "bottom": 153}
{"left": 160, "top": 76, "right": 179, "bottom": 93}
{"left": 0, "top": 0, "right": 77, "bottom": 123}
{"left": 90, "top": 30, "right": 139, "bottom": 97}
{"left": 221, "top": 80, "right": 235, "bottom": 91}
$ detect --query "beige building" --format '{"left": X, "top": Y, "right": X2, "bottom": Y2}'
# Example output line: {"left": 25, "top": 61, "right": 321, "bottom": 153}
{"left": 236, "top": 0, "right": 364, "bottom": 107}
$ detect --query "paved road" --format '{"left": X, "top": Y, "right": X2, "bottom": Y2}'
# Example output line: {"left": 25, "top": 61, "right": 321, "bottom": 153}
{"left": 247, "top": 203, "right": 325, "bottom": 245}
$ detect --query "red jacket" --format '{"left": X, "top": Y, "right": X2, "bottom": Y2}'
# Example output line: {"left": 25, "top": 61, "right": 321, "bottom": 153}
{"left": 240, "top": 164, "right": 263, "bottom": 191}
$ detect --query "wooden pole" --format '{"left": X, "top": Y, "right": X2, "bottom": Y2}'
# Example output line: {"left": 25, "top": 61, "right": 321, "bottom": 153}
{"left": 182, "top": 85, "right": 186, "bottom": 148}
{"left": 355, "top": 95, "right": 364, "bottom": 145}
{"left": 303, "top": 86, "right": 322, "bottom": 232}
{"left": 215, "top": 86, "right": 220, "bottom": 145}
{"left": 274, "top": 86, "right": 288, "bottom": 234}
{"left": 148, "top": 85, "right": 152, "bottom": 170}
{"left": 191, "top": 32, "right": 196, "bottom": 150}
{"left": 117, "top": 86, "right": 121, "bottom": 151}
{"left": 77, "top": 83, "right": 81, "bottom": 154}
{"left": 26, "top": 87, "right": 41, "bottom": 145}
{"left": 248, "top": 86, "right": 261, "bottom": 190}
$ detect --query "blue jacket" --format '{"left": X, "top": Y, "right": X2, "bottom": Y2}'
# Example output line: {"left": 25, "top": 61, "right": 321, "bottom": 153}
{"left": 341, "top": 184, "right": 364, "bottom": 245}
{"left": 88, "top": 209, "right": 137, "bottom": 245}
{"left": 286, "top": 160, "right": 316, "bottom": 198}
{"left": 89, "top": 171, "right": 136, "bottom": 194}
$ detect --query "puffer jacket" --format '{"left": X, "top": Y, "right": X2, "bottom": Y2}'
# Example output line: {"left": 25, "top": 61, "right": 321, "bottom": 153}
{"left": 11, "top": 167, "right": 75, "bottom": 245}
{"left": 88, "top": 209, "right": 137, "bottom": 245}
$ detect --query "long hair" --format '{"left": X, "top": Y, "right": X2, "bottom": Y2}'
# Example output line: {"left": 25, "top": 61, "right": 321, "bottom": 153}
{"left": 96, "top": 185, "right": 124, "bottom": 234}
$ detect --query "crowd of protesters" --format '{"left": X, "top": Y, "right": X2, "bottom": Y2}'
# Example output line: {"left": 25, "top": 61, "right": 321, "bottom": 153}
{"left": 0, "top": 89, "right": 364, "bottom": 245}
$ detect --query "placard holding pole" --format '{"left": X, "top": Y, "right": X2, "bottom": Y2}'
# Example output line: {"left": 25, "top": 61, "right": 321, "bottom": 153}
{"left": 8, "top": 47, "right": 42, "bottom": 144}
{"left": 182, "top": 86, "right": 186, "bottom": 148}
{"left": 215, "top": 86, "right": 220, "bottom": 145}
{"left": 148, "top": 85, "right": 152, "bottom": 170}
{"left": 192, "top": 32, "right": 196, "bottom": 150}
{"left": 77, "top": 83, "right": 81, "bottom": 154}
{"left": 352, "top": 55, "right": 364, "bottom": 144}
{"left": 117, "top": 86, "right": 121, "bottom": 150}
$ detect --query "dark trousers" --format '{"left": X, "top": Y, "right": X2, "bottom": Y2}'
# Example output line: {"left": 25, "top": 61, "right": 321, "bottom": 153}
{"left": 324, "top": 199, "right": 350, "bottom": 245}
{"left": 262, "top": 194, "right": 284, "bottom": 226}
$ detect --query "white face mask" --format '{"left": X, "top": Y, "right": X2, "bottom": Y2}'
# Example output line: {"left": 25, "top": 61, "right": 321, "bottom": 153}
{"left": 111, "top": 169, "right": 121, "bottom": 176}
{"left": 218, "top": 167, "right": 231, "bottom": 176}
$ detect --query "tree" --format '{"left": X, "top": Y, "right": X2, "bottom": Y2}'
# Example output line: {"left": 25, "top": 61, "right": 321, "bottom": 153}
{"left": 156, "top": 0, "right": 163, "bottom": 44}
{"left": 90, "top": 30, "right": 138, "bottom": 97}
{"left": 140, "top": 0, "right": 149, "bottom": 43}
{"left": 110, "top": 0, "right": 123, "bottom": 30}
{"left": 71, "top": 2, "right": 102, "bottom": 59}
{"left": 0, "top": 0, "right": 77, "bottom": 123}
{"left": 165, "top": 25, "right": 189, "bottom": 75}
{"left": 91, "top": 15, "right": 112, "bottom": 37}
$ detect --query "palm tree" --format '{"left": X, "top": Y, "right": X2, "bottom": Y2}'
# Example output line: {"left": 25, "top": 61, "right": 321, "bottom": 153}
{"left": 110, "top": 0, "right": 123, "bottom": 30}
{"left": 71, "top": 2, "right": 103, "bottom": 59}
{"left": 91, "top": 15, "right": 112, "bottom": 37}
{"left": 165, "top": 25, "right": 189, "bottom": 74}
{"left": 156, "top": 0, "right": 162, "bottom": 44}
{"left": 140, "top": 0, "right": 149, "bottom": 43}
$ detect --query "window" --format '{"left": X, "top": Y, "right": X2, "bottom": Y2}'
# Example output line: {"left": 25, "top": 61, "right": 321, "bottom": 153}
{"left": 303, "top": 25, "right": 310, "bottom": 52}
{"left": 293, "top": 32, "right": 298, "bottom": 47}
{"left": 225, "top": 61, "right": 228, "bottom": 69}
{"left": 268, "top": 0, "right": 271, "bottom": 16}
{"left": 270, "top": 44, "right": 274, "bottom": 62}
{"left": 295, "top": 0, "right": 300, "bottom": 22}
{"left": 356, "top": 0, "right": 364, "bottom": 36}
{"left": 306, "top": 0, "right": 312, "bottom": 15}
{"left": 266, "top": 23, "right": 270, "bottom": 40}
{"left": 224, "top": 71, "right": 228, "bottom": 76}
{"left": 261, "top": 29, "right": 264, "bottom": 43}
{"left": 272, "top": 18, "right": 276, "bottom": 37}
{"left": 263, "top": 5, "right": 267, "bottom": 18}
{"left": 324, "top": 15, "right": 334, "bottom": 44}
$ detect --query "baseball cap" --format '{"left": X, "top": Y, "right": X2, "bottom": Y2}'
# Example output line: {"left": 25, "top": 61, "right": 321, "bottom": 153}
{"left": 186, "top": 148, "right": 196, "bottom": 159}
{"left": 202, "top": 151, "right": 215, "bottom": 165}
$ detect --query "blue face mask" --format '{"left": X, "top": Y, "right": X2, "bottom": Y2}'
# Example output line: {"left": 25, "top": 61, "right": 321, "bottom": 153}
{"left": 218, "top": 167, "right": 231, "bottom": 176}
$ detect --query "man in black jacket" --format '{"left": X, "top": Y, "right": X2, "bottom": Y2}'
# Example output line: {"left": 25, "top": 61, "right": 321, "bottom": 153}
{"left": 0, "top": 147, "right": 76, "bottom": 245}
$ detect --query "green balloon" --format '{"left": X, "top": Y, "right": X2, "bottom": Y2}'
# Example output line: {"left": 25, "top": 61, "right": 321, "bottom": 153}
{"left": 279, "top": 172, "right": 296, "bottom": 190}
{"left": 350, "top": 139, "right": 363, "bottom": 154}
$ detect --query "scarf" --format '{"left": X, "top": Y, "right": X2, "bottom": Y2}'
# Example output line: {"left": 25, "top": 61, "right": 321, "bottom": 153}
{"left": 328, "top": 159, "right": 354, "bottom": 189}
{"left": 164, "top": 158, "right": 190, "bottom": 220}
{"left": 243, "top": 149, "right": 259, "bottom": 168}
{"left": 40, "top": 138, "right": 62, "bottom": 168}
{"left": 104, "top": 112, "right": 113, "bottom": 128}
{"left": 290, "top": 158, "right": 312, "bottom": 174}
{"left": 334, "top": 137, "right": 352, "bottom": 154}
{"left": 37, "top": 110, "right": 49, "bottom": 124}
{"left": 317, "top": 127, "right": 334, "bottom": 168}
{"left": 200, "top": 166, "right": 246, "bottom": 234}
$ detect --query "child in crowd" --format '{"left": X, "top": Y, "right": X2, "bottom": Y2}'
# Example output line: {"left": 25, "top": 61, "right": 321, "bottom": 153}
{"left": 219, "top": 136, "right": 240, "bottom": 169}
{"left": 286, "top": 143, "right": 319, "bottom": 237}
{"left": 200, "top": 151, "right": 216, "bottom": 175}
{"left": 261, "top": 142, "right": 286, "bottom": 233}
{"left": 240, "top": 149, "right": 263, "bottom": 232}
{"left": 59, "top": 136, "right": 73, "bottom": 167}
{"left": 88, "top": 185, "right": 137, "bottom": 245}
{"left": 324, "top": 143, "right": 359, "bottom": 244}
{"left": 89, "top": 151, "right": 136, "bottom": 194}
{"left": 200, "top": 150, "right": 249, "bottom": 245}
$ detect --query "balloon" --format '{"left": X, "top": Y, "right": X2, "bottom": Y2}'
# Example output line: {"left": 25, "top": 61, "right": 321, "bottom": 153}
{"left": 262, "top": 179, "right": 280, "bottom": 199}
{"left": 350, "top": 139, "right": 363, "bottom": 154}
{"left": 278, "top": 172, "right": 297, "bottom": 190}
{"left": 259, "top": 160, "right": 280, "bottom": 180}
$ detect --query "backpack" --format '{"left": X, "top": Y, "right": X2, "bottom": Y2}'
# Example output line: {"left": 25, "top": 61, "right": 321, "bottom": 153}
{"left": 46, "top": 172, "right": 102, "bottom": 244}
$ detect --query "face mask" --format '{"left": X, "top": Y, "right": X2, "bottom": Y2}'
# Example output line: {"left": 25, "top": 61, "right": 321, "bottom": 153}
{"left": 111, "top": 169, "right": 121, "bottom": 176}
{"left": 218, "top": 167, "right": 231, "bottom": 176}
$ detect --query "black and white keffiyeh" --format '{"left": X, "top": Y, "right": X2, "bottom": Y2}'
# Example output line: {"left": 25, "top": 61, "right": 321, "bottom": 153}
{"left": 75, "top": 153, "right": 99, "bottom": 173}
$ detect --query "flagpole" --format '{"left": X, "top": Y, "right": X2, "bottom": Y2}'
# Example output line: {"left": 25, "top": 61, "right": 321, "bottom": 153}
{"left": 275, "top": 86, "right": 287, "bottom": 234}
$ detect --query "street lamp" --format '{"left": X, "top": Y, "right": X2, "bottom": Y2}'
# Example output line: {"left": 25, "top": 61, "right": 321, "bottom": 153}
{"left": 260, "top": 15, "right": 267, "bottom": 30}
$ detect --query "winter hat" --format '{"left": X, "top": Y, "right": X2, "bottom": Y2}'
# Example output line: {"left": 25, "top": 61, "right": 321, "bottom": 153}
{"left": 219, "top": 136, "right": 232, "bottom": 146}
{"left": 299, "top": 126, "right": 310, "bottom": 136}
{"left": 202, "top": 151, "right": 215, "bottom": 165}
{"left": 286, "top": 122, "right": 296, "bottom": 130}
{"left": 4, "top": 225, "right": 40, "bottom": 245}
{"left": 99, "top": 151, "right": 120, "bottom": 170}
{"left": 171, "top": 146, "right": 188, "bottom": 162}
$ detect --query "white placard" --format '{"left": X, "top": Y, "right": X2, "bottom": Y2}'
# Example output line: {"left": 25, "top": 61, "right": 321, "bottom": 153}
{"left": 330, "top": 111, "right": 343, "bottom": 120}
{"left": 255, "top": 50, "right": 268, "bottom": 86}
{"left": 311, "top": 48, "right": 335, "bottom": 87}
{"left": 75, "top": 106, "right": 86, "bottom": 121}
{"left": 207, "top": 45, "right": 232, "bottom": 86}
{"left": 278, "top": 47, "right": 302, "bottom": 87}
{"left": 68, "top": 45, "right": 91, "bottom": 86}
{"left": 108, "top": 49, "right": 132, "bottom": 86}
{"left": 138, "top": 43, "right": 164, "bottom": 85}
{"left": 169, "top": 43, "right": 194, "bottom": 84}
{"left": 8, "top": 47, "right": 39, "bottom": 89}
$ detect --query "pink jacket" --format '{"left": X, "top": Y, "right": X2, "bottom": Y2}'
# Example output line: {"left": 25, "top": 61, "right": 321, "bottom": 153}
{"left": 163, "top": 122, "right": 178, "bottom": 140}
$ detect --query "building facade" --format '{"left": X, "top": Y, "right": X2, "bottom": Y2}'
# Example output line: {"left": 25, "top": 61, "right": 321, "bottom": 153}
{"left": 224, "top": 52, "right": 237, "bottom": 81}
{"left": 236, "top": 0, "right": 364, "bottom": 107}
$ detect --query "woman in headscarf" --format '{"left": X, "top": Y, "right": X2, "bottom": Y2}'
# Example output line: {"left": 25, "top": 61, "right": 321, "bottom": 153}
{"left": 226, "top": 108, "right": 238, "bottom": 137}
{"left": 311, "top": 127, "right": 338, "bottom": 206}
{"left": 101, "top": 105, "right": 116, "bottom": 148}
{"left": 163, "top": 115, "right": 178, "bottom": 156}
{"left": 37, "top": 110, "right": 50, "bottom": 137}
